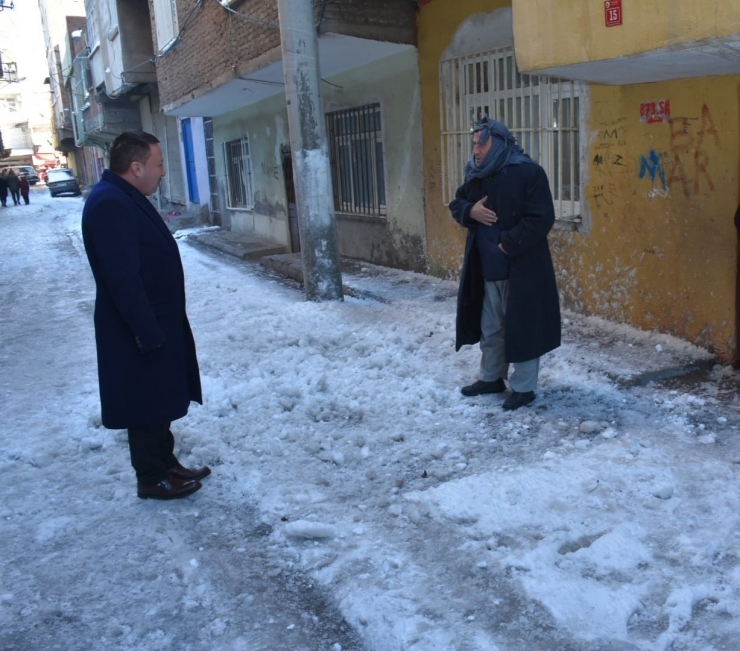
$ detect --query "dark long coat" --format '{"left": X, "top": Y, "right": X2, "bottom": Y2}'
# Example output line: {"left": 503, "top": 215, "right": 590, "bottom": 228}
{"left": 5, "top": 171, "right": 19, "bottom": 192}
{"left": 449, "top": 161, "right": 561, "bottom": 363}
{"left": 82, "top": 170, "right": 202, "bottom": 429}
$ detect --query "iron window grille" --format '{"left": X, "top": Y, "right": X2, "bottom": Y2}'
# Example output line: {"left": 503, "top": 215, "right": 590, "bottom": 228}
{"left": 440, "top": 47, "right": 581, "bottom": 223}
{"left": 326, "top": 103, "right": 387, "bottom": 217}
{"left": 223, "top": 136, "right": 255, "bottom": 211}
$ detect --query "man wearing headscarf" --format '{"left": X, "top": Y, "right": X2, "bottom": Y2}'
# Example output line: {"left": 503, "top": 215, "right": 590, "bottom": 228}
{"left": 449, "top": 117, "right": 561, "bottom": 410}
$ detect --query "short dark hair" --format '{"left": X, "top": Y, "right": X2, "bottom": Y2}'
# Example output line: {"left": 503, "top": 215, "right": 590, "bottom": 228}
{"left": 109, "top": 131, "right": 160, "bottom": 175}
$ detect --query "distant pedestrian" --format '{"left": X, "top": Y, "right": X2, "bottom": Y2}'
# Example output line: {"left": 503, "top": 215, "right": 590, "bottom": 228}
{"left": 82, "top": 131, "right": 209, "bottom": 500}
{"left": 450, "top": 116, "right": 561, "bottom": 411}
{"left": 6, "top": 170, "right": 19, "bottom": 205}
{"left": 19, "top": 174, "right": 30, "bottom": 205}
{"left": 0, "top": 173, "right": 7, "bottom": 207}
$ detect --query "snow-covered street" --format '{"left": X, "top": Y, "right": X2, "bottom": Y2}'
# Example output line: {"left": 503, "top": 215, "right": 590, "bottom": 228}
{"left": 3, "top": 188, "right": 740, "bottom": 650}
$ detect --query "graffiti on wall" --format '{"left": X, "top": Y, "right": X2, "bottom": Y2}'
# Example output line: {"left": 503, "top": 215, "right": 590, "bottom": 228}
{"left": 591, "top": 118, "right": 628, "bottom": 211}
{"left": 637, "top": 104, "right": 720, "bottom": 200}
{"left": 667, "top": 104, "right": 720, "bottom": 198}
{"left": 639, "top": 150, "right": 668, "bottom": 199}
{"left": 261, "top": 162, "right": 280, "bottom": 180}
{"left": 640, "top": 100, "right": 671, "bottom": 124}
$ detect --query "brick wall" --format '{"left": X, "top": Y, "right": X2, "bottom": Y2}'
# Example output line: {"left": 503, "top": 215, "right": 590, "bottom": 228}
{"left": 153, "top": 0, "right": 417, "bottom": 111}
{"left": 318, "top": 0, "right": 417, "bottom": 44}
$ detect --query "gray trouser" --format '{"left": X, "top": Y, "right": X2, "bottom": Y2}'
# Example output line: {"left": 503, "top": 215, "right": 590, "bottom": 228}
{"left": 480, "top": 279, "right": 540, "bottom": 392}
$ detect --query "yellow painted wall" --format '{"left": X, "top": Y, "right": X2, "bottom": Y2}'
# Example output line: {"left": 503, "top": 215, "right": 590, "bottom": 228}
{"left": 554, "top": 78, "right": 739, "bottom": 359}
{"left": 418, "top": 0, "right": 512, "bottom": 278}
{"left": 513, "top": 0, "right": 740, "bottom": 72}
{"left": 419, "top": 1, "right": 740, "bottom": 359}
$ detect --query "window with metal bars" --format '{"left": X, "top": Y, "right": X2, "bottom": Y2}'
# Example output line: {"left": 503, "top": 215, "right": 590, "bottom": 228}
{"left": 326, "top": 104, "right": 386, "bottom": 217}
{"left": 440, "top": 47, "right": 581, "bottom": 223}
{"left": 223, "top": 136, "right": 255, "bottom": 211}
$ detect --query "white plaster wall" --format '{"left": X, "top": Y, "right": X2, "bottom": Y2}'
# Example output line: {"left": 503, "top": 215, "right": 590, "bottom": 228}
{"left": 441, "top": 8, "right": 514, "bottom": 60}
{"left": 212, "top": 48, "right": 427, "bottom": 267}
{"left": 138, "top": 95, "right": 154, "bottom": 133}
{"left": 322, "top": 48, "right": 426, "bottom": 246}
{"left": 214, "top": 92, "right": 292, "bottom": 245}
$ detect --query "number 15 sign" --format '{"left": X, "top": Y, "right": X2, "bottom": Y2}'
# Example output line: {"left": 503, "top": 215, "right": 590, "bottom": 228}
{"left": 605, "top": 0, "right": 622, "bottom": 27}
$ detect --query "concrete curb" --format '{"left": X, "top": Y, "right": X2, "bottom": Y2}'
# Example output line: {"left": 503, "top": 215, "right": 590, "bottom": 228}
{"left": 188, "top": 231, "right": 286, "bottom": 261}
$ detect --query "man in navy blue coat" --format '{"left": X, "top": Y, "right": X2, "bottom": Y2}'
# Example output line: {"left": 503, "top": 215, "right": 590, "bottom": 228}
{"left": 82, "top": 131, "right": 210, "bottom": 499}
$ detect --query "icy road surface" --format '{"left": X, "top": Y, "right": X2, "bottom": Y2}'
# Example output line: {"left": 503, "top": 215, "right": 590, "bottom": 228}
{"left": 2, "top": 187, "right": 740, "bottom": 651}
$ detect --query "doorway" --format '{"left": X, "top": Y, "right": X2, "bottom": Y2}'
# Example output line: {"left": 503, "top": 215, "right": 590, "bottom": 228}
{"left": 181, "top": 118, "right": 199, "bottom": 204}
{"left": 281, "top": 144, "right": 300, "bottom": 253}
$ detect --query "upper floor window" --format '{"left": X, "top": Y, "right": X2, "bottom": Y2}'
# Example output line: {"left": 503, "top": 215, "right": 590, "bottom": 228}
{"left": 326, "top": 103, "right": 386, "bottom": 218}
{"left": 223, "top": 136, "right": 254, "bottom": 211}
{"left": 152, "top": 0, "right": 179, "bottom": 52}
{"left": 87, "top": 5, "right": 100, "bottom": 50}
{"left": 440, "top": 47, "right": 581, "bottom": 225}
{"left": 0, "top": 97, "right": 19, "bottom": 113}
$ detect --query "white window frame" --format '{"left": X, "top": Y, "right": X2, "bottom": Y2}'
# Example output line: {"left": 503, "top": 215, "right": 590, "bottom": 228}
{"left": 86, "top": 4, "right": 100, "bottom": 52}
{"left": 222, "top": 136, "right": 255, "bottom": 211}
{"left": 440, "top": 47, "right": 582, "bottom": 224}
{"left": 152, "top": 0, "right": 179, "bottom": 53}
{"left": 0, "top": 96, "right": 19, "bottom": 113}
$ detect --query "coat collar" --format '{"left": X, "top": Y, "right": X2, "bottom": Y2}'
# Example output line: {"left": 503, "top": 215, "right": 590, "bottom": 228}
{"left": 101, "top": 170, "right": 175, "bottom": 247}
{"left": 102, "top": 169, "right": 148, "bottom": 202}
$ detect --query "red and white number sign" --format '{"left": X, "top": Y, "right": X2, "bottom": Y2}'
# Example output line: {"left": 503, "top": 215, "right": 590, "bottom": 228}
{"left": 605, "top": 0, "right": 622, "bottom": 27}
{"left": 640, "top": 100, "right": 671, "bottom": 124}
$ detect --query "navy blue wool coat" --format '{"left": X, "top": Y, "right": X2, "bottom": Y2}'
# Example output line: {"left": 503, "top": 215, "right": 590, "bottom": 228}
{"left": 449, "top": 161, "right": 561, "bottom": 363}
{"left": 82, "top": 170, "right": 202, "bottom": 429}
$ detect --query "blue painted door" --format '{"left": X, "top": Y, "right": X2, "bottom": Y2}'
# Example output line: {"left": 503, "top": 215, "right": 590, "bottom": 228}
{"left": 181, "top": 118, "right": 199, "bottom": 203}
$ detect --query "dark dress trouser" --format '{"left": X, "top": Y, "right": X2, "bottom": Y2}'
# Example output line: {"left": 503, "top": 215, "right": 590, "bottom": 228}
{"left": 127, "top": 425, "right": 178, "bottom": 485}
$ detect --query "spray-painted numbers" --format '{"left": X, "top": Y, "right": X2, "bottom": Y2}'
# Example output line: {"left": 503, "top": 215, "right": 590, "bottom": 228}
{"left": 640, "top": 100, "right": 671, "bottom": 124}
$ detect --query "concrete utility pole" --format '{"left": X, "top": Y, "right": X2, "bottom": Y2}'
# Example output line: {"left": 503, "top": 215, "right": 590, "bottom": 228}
{"left": 276, "top": 0, "right": 343, "bottom": 302}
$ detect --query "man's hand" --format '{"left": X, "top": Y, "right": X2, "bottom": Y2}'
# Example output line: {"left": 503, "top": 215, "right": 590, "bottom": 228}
{"left": 469, "top": 196, "right": 498, "bottom": 225}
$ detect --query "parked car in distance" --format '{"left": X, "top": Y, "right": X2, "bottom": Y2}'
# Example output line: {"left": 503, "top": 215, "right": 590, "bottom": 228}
{"left": 47, "top": 168, "right": 82, "bottom": 197}
{"left": 1, "top": 165, "right": 40, "bottom": 185}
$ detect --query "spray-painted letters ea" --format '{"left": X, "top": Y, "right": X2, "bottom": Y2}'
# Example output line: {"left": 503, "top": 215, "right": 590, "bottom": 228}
{"left": 666, "top": 104, "right": 720, "bottom": 198}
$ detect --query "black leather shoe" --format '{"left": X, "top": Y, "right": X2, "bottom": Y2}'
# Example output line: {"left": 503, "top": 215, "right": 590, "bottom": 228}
{"left": 461, "top": 378, "right": 506, "bottom": 396}
{"left": 138, "top": 476, "right": 202, "bottom": 500}
{"left": 502, "top": 390, "right": 536, "bottom": 411}
{"left": 168, "top": 459, "right": 211, "bottom": 482}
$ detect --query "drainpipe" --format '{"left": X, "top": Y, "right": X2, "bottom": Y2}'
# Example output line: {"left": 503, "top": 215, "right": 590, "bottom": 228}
{"left": 276, "top": 0, "right": 343, "bottom": 302}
